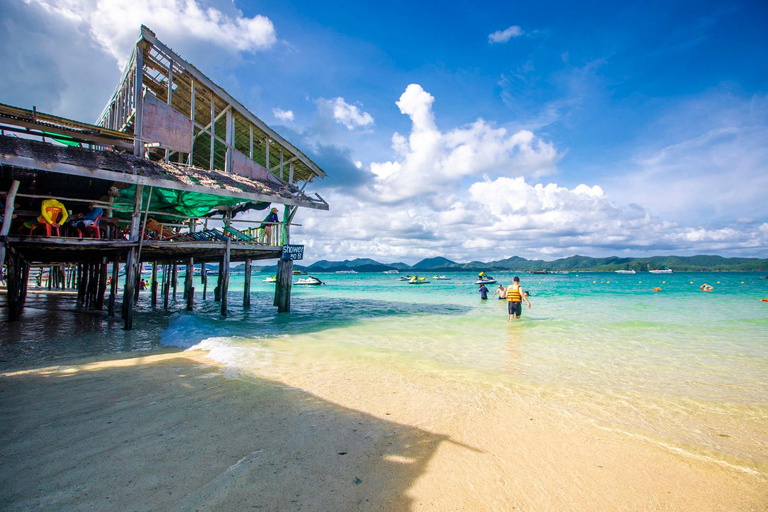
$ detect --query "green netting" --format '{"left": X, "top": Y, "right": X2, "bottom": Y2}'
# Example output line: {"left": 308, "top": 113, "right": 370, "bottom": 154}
{"left": 112, "top": 186, "right": 266, "bottom": 222}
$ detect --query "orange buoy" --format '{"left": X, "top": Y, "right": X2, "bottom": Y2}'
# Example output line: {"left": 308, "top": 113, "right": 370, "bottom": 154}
{"left": 761, "top": 298, "right": 768, "bottom": 302}
{"left": 700, "top": 284, "right": 713, "bottom": 292}
{"left": 652, "top": 287, "right": 662, "bottom": 292}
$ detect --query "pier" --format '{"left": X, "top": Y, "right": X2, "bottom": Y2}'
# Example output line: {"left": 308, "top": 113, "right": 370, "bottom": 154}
{"left": 0, "top": 26, "right": 328, "bottom": 329}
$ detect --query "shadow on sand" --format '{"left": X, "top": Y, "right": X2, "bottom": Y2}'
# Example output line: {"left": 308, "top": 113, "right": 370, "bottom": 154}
{"left": 0, "top": 351, "right": 477, "bottom": 511}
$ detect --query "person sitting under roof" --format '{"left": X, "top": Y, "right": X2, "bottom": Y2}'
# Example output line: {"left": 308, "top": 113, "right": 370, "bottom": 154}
{"left": 69, "top": 202, "right": 104, "bottom": 238}
{"left": 23, "top": 198, "right": 69, "bottom": 236}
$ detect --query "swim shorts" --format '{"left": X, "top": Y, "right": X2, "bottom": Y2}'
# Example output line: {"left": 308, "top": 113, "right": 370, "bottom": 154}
{"left": 507, "top": 301, "right": 522, "bottom": 316}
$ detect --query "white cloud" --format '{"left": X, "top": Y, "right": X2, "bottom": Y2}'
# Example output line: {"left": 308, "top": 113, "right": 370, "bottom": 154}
{"left": 367, "top": 84, "right": 560, "bottom": 203}
{"left": 273, "top": 108, "right": 295, "bottom": 121}
{"left": 25, "top": 0, "right": 277, "bottom": 68}
{"left": 489, "top": 25, "right": 523, "bottom": 44}
{"left": 293, "top": 175, "right": 768, "bottom": 264}
{"left": 316, "top": 97, "right": 374, "bottom": 130}
{"left": 606, "top": 92, "right": 768, "bottom": 225}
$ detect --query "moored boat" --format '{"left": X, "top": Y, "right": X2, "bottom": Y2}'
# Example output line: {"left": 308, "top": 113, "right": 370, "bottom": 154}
{"left": 383, "top": 269, "right": 400, "bottom": 274}
{"left": 615, "top": 269, "right": 636, "bottom": 274}
{"left": 433, "top": 275, "right": 451, "bottom": 280}
{"left": 649, "top": 268, "right": 673, "bottom": 274}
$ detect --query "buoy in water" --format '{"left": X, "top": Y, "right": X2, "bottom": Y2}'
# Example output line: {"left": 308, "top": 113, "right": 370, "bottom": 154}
{"left": 700, "top": 284, "right": 713, "bottom": 292}
{"left": 761, "top": 298, "right": 768, "bottom": 302}
{"left": 653, "top": 287, "right": 662, "bottom": 292}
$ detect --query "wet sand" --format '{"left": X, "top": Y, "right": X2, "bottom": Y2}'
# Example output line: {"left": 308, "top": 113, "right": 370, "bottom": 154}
{"left": 1, "top": 348, "right": 766, "bottom": 511}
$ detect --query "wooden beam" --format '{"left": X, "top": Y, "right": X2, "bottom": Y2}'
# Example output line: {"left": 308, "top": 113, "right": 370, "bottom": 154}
{"left": 133, "top": 42, "right": 145, "bottom": 157}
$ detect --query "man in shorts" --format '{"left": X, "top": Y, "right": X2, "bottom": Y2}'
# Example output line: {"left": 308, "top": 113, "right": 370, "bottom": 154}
{"left": 506, "top": 276, "right": 532, "bottom": 321}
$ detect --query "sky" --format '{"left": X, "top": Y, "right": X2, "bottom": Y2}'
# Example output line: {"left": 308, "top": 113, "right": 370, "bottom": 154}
{"left": 2, "top": 0, "right": 767, "bottom": 264}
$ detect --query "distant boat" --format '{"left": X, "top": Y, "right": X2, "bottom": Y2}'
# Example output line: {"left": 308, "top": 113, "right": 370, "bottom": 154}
{"left": 293, "top": 270, "right": 307, "bottom": 275}
{"left": 531, "top": 270, "right": 548, "bottom": 274}
{"left": 383, "top": 269, "right": 400, "bottom": 274}
{"left": 398, "top": 275, "right": 412, "bottom": 281}
{"left": 408, "top": 276, "right": 430, "bottom": 284}
{"left": 263, "top": 276, "right": 276, "bottom": 283}
{"left": 297, "top": 276, "right": 324, "bottom": 285}
{"left": 474, "top": 275, "right": 497, "bottom": 285}
{"left": 615, "top": 269, "right": 636, "bottom": 274}
{"left": 335, "top": 270, "right": 357, "bottom": 274}
{"left": 433, "top": 275, "right": 451, "bottom": 280}
{"left": 649, "top": 268, "right": 673, "bottom": 274}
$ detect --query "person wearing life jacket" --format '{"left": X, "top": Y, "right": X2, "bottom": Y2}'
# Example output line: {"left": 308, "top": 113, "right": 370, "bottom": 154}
{"left": 506, "top": 276, "right": 532, "bottom": 321}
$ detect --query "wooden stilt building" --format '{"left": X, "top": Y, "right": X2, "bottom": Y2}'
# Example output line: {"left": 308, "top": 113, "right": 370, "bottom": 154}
{"left": 0, "top": 26, "right": 328, "bottom": 328}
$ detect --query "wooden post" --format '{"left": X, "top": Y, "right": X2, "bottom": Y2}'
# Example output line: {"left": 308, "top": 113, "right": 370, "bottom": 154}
{"left": 243, "top": 257, "right": 252, "bottom": 308}
{"left": 201, "top": 262, "right": 207, "bottom": 300}
{"left": 0, "top": 180, "right": 20, "bottom": 280}
{"left": 274, "top": 259, "right": 293, "bottom": 313}
{"left": 133, "top": 43, "right": 145, "bottom": 157}
{"left": 108, "top": 261, "right": 118, "bottom": 316}
{"left": 163, "top": 263, "right": 170, "bottom": 309}
{"left": 172, "top": 262, "right": 178, "bottom": 300}
{"left": 274, "top": 209, "right": 293, "bottom": 313}
{"left": 214, "top": 266, "right": 222, "bottom": 302}
{"left": 151, "top": 261, "right": 158, "bottom": 306}
{"left": 186, "top": 258, "right": 194, "bottom": 311}
{"left": 5, "top": 247, "right": 22, "bottom": 321}
{"left": 78, "top": 263, "right": 88, "bottom": 307}
{"left": 123, "top": 184, "right": 143, "bottom": 330}
{"left": 96, "top": 258, "right": 108, "bottom": 310}
{"left": 220, "top": 237, "right": 230, "bottom": 317}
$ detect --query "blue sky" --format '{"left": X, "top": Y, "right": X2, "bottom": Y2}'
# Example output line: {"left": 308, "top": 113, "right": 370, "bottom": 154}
{"left": 2, "top": 0, "right": 767, "bottom": 263}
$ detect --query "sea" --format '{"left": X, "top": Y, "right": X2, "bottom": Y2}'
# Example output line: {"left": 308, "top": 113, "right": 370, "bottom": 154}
{"left": 2, "top": 270, "right": 767, "bottom": 475}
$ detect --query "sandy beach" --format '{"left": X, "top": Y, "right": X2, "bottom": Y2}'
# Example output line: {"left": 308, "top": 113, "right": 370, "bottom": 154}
{"left": 2, "top": 346, "right": 765, "bottom": 511}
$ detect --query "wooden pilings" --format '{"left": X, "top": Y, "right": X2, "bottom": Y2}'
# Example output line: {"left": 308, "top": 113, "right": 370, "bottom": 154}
{"left": 151, "top": 261, "right": 158, "bottom": 307}
{"left": 274, "top": 258, "right": 293, "bottom": 313}
{"left": 201, "top": 262, "right": 207, "bottom": 299}
{"left": 5, "top": 247, "right": 27, "bottom": 321}
{"left": 243, "top": 257, "right": 252, "bottom": 308}
{"left": 108, "top": 262, "right": 119, "bottom": 316}
{"left": 221, "top": 238, "right": 230, "bottom": 317}
{"left": 185, "top": 258, "right": 194, "bottom": 311}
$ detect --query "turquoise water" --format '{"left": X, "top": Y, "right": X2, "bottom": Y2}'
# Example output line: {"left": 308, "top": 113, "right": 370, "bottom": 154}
{"left": 2, "top": 270, "right": 767, "bottom": 471}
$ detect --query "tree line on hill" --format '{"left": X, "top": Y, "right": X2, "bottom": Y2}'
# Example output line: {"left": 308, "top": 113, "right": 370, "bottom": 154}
{"left": 248, "top": 254, "right": 768, "bottom": 273}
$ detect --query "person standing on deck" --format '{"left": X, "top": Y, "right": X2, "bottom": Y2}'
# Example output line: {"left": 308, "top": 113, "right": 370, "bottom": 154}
{"left": 260, "top": 207, "right": 279, "bottom": 244}
{"left": 506, "top": 276, "right": 531, "bottom": 321}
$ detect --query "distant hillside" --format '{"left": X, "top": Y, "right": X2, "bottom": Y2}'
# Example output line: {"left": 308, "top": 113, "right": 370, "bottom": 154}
{"left": 412, "top": 257, "right": 458, "bottom": 269}
{"left": 253, "top": 254, "right": 768, "bottom": 273}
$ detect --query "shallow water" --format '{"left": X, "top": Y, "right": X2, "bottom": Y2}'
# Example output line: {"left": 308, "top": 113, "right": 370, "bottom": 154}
{"left": 2, "top": 270, "right": 767, "bottom": 472}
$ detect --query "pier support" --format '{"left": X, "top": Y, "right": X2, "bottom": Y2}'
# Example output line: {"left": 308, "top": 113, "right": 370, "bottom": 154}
{"left": 0, "top": 180, "right": 20, "bottom": 281}
{"left": 221, "top": 238, "right": 230, "bottom": 317}
{"left": 5, "top": 247, "right": 25, "bottom": 321}
{"left": 243, "top": 257, "right": 252, "bottom": 308}
{"left": 274, "top": 259, "right": 293, "bottom": 313}
{"left": 185, "top": 258, "right": 194, "bottom": 311}
{"left": 122, "top": 184, "right": 143, "bottom": 330}
{"left": 151, "top": 261, "right": 158, "bottom": 307}
{"left": 108, "top": 261, "right": 119, "bottom": 316}
{"left": 201, "top": 262, "right": 207, "bottom": 300}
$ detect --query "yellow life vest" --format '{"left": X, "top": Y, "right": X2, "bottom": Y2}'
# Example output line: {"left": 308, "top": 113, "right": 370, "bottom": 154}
{"left": 507, "top": 285, "right": 522, "bottom": 302}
